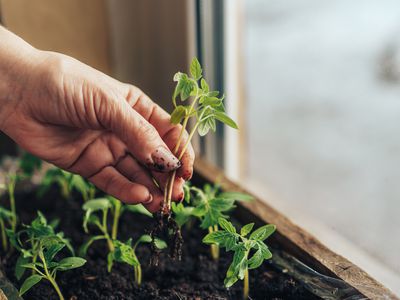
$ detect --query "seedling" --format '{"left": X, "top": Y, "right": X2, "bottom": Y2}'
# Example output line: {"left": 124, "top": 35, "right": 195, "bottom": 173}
{"left": 39, "top": 168, "right": 95, "bottom": 201}
{"left": 173, "top": 183, "right": 253, "bottom": 260}
{"left": 80, "top": 198, "right": 115, "bottom": 255}
{"left": 7, "top": 212, "right": 82, "bottom": 300}
{"left": 163, "top": 58, "right": 239, "bottom": 215}
{"left": 108, "top": 235, "right": 167, "bottom": 285}
{"left": 203, "top": 218, "right": 276, "bottom": 299}
{"left": 81, "top": 197, "right": 153, "bottom": 258}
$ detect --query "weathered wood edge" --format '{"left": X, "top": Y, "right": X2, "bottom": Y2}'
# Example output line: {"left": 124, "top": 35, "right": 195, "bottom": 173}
{"left": 194, "top": 157, "right": 398, "bottom": 300}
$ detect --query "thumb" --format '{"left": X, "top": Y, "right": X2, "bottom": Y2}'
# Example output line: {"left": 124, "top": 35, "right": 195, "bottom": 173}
{"left": 96, "top": 97, "right": 180, "bottom": 172}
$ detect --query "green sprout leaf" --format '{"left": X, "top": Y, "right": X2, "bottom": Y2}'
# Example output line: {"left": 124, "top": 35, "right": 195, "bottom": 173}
{"left": 124, "top": 204, "right": 153, "bottom": 218}
{"left": 249, "top": 224, "right": 276, "bottom": 242}
{"left": 190, "top": 57, "right": 202, "bottom": 80}
{"left": 19, "top": 274, "right": 43, "bottom": 296}
{"left": 240, "top": 223, "right": 255, "bottom": 237}
{"left": 171, "top": 105, "right": 187, "bottom": 125}
{"left": 57, "top": 257, "right": 87, "bottom": 271}
{"left": 213, "top": 111, "right": 238, "bottom": 129}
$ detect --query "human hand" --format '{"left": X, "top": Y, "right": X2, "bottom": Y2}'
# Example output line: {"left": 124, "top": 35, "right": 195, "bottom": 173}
{"left": 0, "top": 29, "right": 194, "bottom": 212}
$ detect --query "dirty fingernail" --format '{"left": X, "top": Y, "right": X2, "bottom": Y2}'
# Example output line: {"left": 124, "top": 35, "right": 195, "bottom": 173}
{"left": 149, "top": 146, "right": 181, "bottom": 172}
{"left": 144, "top": 194, "right": 153, "bottom": 204}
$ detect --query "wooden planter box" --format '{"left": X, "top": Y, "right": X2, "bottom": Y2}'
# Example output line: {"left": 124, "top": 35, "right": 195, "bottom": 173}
{"left": 192, "top": 158, "right": 398, "bottom": 300}
{"left": 0, "top": 158, "right": 397, "bottom": 299}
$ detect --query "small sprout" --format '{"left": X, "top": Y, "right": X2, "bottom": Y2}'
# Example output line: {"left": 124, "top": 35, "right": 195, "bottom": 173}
{"left": 181, "top": 183, "right": 254, "bottom": 260}
{"left": 4, "top": 173, "right": 18, "bottom": 234}
{"left": 80, "top": 198, "right": 114, "bottom": 255}
{"left": 39, "top": 167, "right": 96, "bottom": 201}
{"left": 203, "top": 218, "right": 276, "bottom": 299}
{"left": 8, "top": 212, "right": 82, "bottom": 300}
{"left": 108, "top": 235, "right": 167, "bottom": 285}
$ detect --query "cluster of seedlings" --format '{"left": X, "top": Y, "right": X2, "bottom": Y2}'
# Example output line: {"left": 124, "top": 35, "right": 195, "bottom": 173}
{"left": 0, "top": 58, "right": 276, "bottom": 299}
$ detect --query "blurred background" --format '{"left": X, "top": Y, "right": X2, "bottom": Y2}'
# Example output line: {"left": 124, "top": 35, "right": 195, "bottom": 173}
{"left": 0, "top": 0, "right": 399, "bottom": 294}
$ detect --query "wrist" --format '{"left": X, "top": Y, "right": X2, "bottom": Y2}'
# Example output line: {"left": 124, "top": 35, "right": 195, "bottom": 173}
{"left": 0, "top": 27, "right": 46, "bottom": 131}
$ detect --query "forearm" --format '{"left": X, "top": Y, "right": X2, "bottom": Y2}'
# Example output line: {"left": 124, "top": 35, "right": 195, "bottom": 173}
{"left": 0, "top": 26, "right": 42, "bottom": 131}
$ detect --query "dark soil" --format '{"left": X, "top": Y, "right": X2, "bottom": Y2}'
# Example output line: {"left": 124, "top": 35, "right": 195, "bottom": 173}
{"left": 0, "top": 186, "right": 320, "bottom": 300}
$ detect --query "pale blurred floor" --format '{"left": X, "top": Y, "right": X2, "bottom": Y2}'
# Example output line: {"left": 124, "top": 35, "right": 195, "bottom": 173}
{"left": 243, "top": 0, "right": 400, "bottom": 294}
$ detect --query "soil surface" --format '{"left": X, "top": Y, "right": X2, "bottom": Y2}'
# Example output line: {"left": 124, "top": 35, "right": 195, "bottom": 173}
{"left": 1, "top": 186, "right": 320, "bottom": 300}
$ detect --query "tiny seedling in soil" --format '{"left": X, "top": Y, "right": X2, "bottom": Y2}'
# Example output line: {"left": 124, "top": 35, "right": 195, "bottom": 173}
{"left": 7, "top": 212, "right": 83, "bottom": 300}
{"left": 0, "top": 205, "right": 13, "bottom": 250}
{"left": 80, "top": 197, "right": 152, "bottom": 257}
{"left": 203, "top": 218, "right": 276, "bottom": 299}
{"left": 173, "top": 183, "right": 253, "bottom": 260}
{"left": 3, "top": 173, "right": 18, "bottom": 235}
{"left": 108, "top": 235, "right": 167, "bottom": 285}
{"left": 39, "top": 167, "right": 95, "bottom": 201}
{"left": 152, "top": 57, "right": 239, "bottom": 262}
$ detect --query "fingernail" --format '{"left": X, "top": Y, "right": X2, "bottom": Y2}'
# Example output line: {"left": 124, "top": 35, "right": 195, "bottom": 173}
{"left": 149, "top": 146, "right": 181, "bottom": 172}
{"left": 178, "top": 192, "right": 184, "bottom": 202}
{"left": 144, "top": 194, "right": 153, "bottom": 204}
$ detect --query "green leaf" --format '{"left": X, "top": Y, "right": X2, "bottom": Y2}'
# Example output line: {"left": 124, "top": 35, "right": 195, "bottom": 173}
{"left": 219, "top": 192, "right": 254, "bottom": 202}
{"left": 218, "top": 218, "right": 236, "bottom": 234}
{"left": 202, "top": 231, "right": 237, "bottom": 248}
{"left": 19, "top": 274, "right": 42, "bottom": 296}
{"left": 57, "top": 257, "right": 86, "bottom": 271}
{"left": 0, "top": 206, "right": 13, "bottom": 219}
{"left": 210, "top": 198, "right": 235, "bottom": 211}
{"left": 44, "top": 243, "right": 65, "bottom": 262}
{"left": 249, "top": 224, "right": 276, "bottom": 241}
{"left": 190, "top": 57, "right": 202, "bottom": 80}
{"left": 240, "top": 223, "right": 255, "bottom": 237}
{"left": 82, "top": 198, "right": 111, "bottom": 211}
{"left": 180, "top": 79, "right": 196, "bottom": 101}
{"left": 213, "top": 111, "right": 238, "bottom": 129}
{"left": 191, "top": 203, "right": 207, "bottom": 218}
{"left": 197, "top": 120, "right": 211, "bottom": 136}
{"left": 124, "top": 204, "right": 153, "bottom": 218}
{"left": 136, "top": 234, "right": 152, "bottom": 244}
{"left": 15, "top": 255, "right": 29, "bottom": 280}
{"left": 200, "top": 78, "right": 209, "bottom": 93}
{"left": 256, "top": 241, "right": 273, "bottom": 260}
{"left": 113, "top": 240, "right": 139, "bottom": 267}
{"left": 154, "top": 238, "right": 168, "bottom": 250}
{"left": 171, "top": 105, "right": 187, "bottom": 124}
{"left": 171, "top": 202, "right": 194, "bottom": 227}
{"left": 183, "top": 183, "right": 191, "bottom": 203}
{"left": 247, "top": 249, "right": 264, "bottom": 269}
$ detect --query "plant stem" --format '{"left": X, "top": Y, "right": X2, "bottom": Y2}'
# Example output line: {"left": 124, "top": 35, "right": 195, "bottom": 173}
{"left": 243, "top": 268, "right": 249, "bottom": 299}
{"left": 208, "top": 226, "right": 219, "bottom": 260}
{"left": 8, "top": 178, "right": 17, "bottom": 232}
{"left": 41, "top": 250, "right": 64, "bottom": 300}
{"left": 102, "top": 209, "right": 114, "bottom": 252}
{"left": 0, "top": 219, "right": 7, "bottom": 251}
{"left": 111, "top": 202, "right": 121, "bottom": 240}
{"left": 134, "top": 264, "right": 142, "bottom": 286}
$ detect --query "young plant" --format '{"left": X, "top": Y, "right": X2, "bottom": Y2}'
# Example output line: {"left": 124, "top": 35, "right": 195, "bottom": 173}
{"left": 108, "top": 235, "right": 167, "bottom": 285}
{"left": 7, "top": 212, "right": 82, "bottom": 300}
{"left": 80, "top": 198, "right": 115, "bottom": 255}
{"left": 163, "top": 57, "right": 239, "bottom": 215}
{"left": 203, "top": 218, "right": 276, "bottom": 299}
{"left": 175, "top": 183, "right": 253, "bottom": 260}
{"left": 39, "top": 168, "right": 96, "bottom": 201}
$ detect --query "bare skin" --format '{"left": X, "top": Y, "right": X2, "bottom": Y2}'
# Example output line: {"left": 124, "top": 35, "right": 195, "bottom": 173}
{"left": 0, "top": 26, "right": 194, "bottom": 213}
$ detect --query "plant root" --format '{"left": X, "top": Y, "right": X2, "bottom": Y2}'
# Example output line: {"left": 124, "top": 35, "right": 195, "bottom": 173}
{"left": 149, "top": 211, "right": 183, "bottom": 266}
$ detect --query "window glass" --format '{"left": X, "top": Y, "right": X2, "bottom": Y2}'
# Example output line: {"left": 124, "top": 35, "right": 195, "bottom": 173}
{"left": 243, "top": 0, "right": 400, "bottom": 292}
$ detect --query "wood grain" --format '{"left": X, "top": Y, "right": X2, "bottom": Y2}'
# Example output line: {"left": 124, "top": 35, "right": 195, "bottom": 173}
{"left": 194, "top": 157, "right": 399, "bottom": 300}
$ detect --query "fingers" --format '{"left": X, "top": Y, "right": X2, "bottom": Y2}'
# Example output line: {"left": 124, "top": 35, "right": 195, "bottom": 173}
{"left": 88, "top": 166, "right": 153, "bottom": 205}
{"left": 127, "top": 88, "right": 195, "bottom": 180}
{"left": 115, "top": 155, "right": 164, "bottom": 213}
{"left": 93, "top": 93, "right": 180, "bottom": 173}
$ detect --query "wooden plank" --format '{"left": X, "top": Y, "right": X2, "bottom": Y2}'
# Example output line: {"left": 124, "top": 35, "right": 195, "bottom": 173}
{"left": 194, "top": 157, "right": 398, "bottom": 300}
